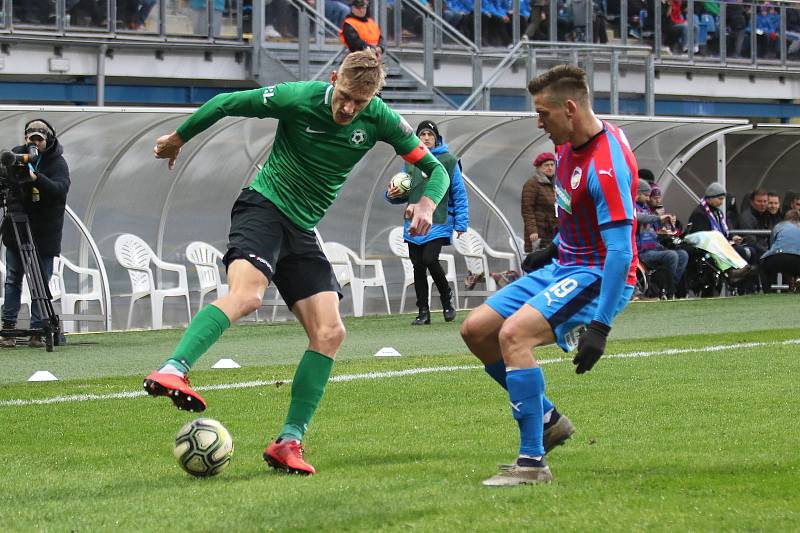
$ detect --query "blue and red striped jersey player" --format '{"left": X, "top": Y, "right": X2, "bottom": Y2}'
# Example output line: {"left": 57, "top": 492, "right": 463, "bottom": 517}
{"left": 460, "top": 65, "right": 639, "bottom": 487}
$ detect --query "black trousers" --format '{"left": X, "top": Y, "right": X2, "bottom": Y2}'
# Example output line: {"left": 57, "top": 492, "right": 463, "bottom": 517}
{"left": 761, "top": 253, "right": 800, "bottom": 291}
{"left": 408, "top": 238, "right": 450, "bottom": 309}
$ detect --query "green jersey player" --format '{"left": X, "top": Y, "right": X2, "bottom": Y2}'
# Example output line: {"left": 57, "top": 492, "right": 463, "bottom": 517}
{"left": 143, "top": 50, "right": 449, "bottom": 475}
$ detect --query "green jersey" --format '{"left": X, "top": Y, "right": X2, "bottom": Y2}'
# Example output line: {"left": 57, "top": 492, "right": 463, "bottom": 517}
{"left": 176, "top": 81, "right": 450, "bottom": 230}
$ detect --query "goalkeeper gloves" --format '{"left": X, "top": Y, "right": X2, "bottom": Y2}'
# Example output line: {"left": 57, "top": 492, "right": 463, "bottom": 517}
{"left": 521, "top": 242, "right": 557, "bottom": 273}
{"left": 572, "top": 320, "right": 611, "bottom": 374}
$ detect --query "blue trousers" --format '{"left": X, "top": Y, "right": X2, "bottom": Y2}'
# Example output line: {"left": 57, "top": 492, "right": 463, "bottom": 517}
{"left": 2, "top": 247, "right": 54, "bottom": 329}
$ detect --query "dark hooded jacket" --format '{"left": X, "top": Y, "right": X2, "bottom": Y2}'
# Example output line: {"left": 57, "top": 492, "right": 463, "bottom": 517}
{"left": 2, "top": 134, "right": 70, "bottom": 257}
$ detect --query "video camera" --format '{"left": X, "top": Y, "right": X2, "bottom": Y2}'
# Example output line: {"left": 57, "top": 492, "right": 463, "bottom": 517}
{"left": 0, "top": 144, "right": 38, "bottom": 187}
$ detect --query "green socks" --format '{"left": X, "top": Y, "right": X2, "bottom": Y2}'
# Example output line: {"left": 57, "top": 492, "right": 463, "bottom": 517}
{"left": 163, "top": 304, "right": 231, "bottom": 372}
{"left": 280, "top": 350, "right": 334, "bottom": 442}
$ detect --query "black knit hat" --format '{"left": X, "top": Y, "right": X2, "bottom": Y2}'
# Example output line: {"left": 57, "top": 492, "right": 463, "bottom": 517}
{"left": 416, "top": 120, "right": 441, "bottom": 144}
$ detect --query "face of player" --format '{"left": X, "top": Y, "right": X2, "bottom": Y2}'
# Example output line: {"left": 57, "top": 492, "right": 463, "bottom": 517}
{"left": 538, "top": 160, "right": 555, "bottom": 178}
{"left": 707, "top": 196, "right": 724, "bottom": 208}
{"left": 767, "top": 196, "right": 780, "bottom": 214}
{"left": 330, "top": 71, "right": 376, "bottom": 125}
{"left": 534, "top": 91, "right": 573, "bottom": 146}
{"left": 418, "top": 129, "right": 437, "bottom": 149}
{"left": 751, "top": 193, "right": 768, "bottom": 214}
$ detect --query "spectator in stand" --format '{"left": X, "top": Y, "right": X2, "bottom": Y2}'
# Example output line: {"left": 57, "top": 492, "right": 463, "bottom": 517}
{"left": 792, "top": 192, "right": 800, "bottom": 211}
{"left": 738, "top": 188, "right": 771, "bottom": 257}
{"left": 754, "top": 2, "right": 780, "bottom": 58}
{"left": 340, "top": 0, "right": 385, "bottom": 55}
{"left": 726, "top": 0, "right": 748, "bottom": 58}
{"left": 635, "top": 179, "right": 687, "bottom": 298}
{"left": 525, "top": 0, "right": 549, "bottom": 40}
{"left": 766, "top": 191, "right": 783, "bottom": 227}
{"left": 760, "top": 209, "right": 800, "bottom": 291}
{"left": 320, "top": 0, "right": 352, "bottom": 32}
{"left": 521, "top": 152, "right": 557, "bottom": 253}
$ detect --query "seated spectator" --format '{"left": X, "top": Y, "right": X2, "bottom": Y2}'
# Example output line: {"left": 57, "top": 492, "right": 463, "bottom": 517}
{"left": 754, "top": 2, "right": 779, "bottom": 58}
{"left": 738, "top": 188, "right": 771, "bottom": 257}
{"left": 635, "top": 179, "right": 688, "bottom": 298}
{"left": 760, "top": 209, "right": 800, "bottom": 291}
{"left": 340, "top": 0, "right": 385, "bottom": 55}
{"left": 766, "top": 190, "right": 783, "bottom": 228}
{"left": 521, "top": 152, "right": 557, "bottom": 253}
{"left": 686, "top": 182, "right": 758, "bottom": 287}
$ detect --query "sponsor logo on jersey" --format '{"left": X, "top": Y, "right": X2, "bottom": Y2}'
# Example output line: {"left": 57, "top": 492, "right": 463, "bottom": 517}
{"left": 350, "top": 129, "right": 367, "bottom": 145}
{"left": 570, "top": 167, "right": 582, "bottom": 189}
{"left": 398, "top": 116, "right": 413, "bottom": 136}
{"left": 555, "top": 182, "right": 572, "bottom": 214}
{"left": 262, "top": 86, "right": 276, "bottom": 104}
{"left": 305, "top": 126, "right": 325, "bottom": 134}
{"left": 598, "top": 168, "right": 614, "bottom": 178}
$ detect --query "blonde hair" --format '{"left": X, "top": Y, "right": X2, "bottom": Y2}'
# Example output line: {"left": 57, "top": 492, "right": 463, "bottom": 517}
{"left": 337, "top": 49, "right": 386, "bottom": 93}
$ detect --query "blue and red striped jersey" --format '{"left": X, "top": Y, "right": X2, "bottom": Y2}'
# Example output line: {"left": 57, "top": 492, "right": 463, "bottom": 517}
{"left": 553, "top": 121, "right": 639, "bottom": 285}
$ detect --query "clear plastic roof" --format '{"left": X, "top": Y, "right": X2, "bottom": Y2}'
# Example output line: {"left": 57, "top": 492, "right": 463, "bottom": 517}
{"left": 0, "top": 107, "right": 755, "bottom": 328}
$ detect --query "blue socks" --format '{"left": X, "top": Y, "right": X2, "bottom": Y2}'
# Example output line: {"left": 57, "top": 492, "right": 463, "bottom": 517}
{"left": 506, "top": 367, "right": 546, "bottom": 457}
{"left": 484, "top": 359, "right": 554, "bottom": 413}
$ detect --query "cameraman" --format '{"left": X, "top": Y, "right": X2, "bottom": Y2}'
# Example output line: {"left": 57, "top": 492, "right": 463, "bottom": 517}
{"left": 1, "top": 119, "right": 70, "bottom": 348}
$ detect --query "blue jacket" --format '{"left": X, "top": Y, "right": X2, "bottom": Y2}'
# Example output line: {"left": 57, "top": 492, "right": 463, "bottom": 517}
{"left": 191, "top": 0, "right": 225, "bottom": 11}
{"left": 762, "top": 221, "right": 800, "bottom": 259}
{"left": 385, "top": 141, "right": 469, "bottom": 245}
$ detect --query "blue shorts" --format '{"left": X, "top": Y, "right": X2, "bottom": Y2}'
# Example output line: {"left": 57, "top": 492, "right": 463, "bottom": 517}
{"left": 485, "top": 262, "right": 634, "bottom": 352}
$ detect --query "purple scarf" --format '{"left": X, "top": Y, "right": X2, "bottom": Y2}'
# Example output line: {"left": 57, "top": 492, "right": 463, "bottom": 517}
{"left": 701, "top": 198, "right": 728, "bottom": 236}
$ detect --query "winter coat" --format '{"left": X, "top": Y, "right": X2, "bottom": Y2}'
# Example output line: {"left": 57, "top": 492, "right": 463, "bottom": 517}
{"left": 738, "top": 205, "right": 772, "bottom": 254}
{"left": 762, "top": 221, "right": 800, "bottom": 259}
{"left": 520, "top": 169, "right": 556, "bottom": 252}
{"left": 2, "top": 138, "right": 70, "bottom": 257}
{"left": 385, "top": 142, "right": 469, "bottom": 245}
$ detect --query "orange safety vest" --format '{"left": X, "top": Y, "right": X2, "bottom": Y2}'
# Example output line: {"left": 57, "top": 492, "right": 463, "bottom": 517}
{"left": 338, "top": 16, "right": 381, "bottom": 48}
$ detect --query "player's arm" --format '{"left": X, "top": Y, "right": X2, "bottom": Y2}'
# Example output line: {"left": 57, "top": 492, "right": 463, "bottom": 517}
{"left": 155, "top": 86, "right": 288, "bottom": 169}
{"left": 573, "top": 160, "right": 635, "bottom": 374}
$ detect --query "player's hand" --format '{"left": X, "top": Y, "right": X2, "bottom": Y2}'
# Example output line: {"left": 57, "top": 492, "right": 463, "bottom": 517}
{"left": 387, "top": 184, "right": 404, "bottom": 199}
{"left": 573, "top": 320, "right": 610, "bottom": 374}
{"left": 521, "top": 242, "right": 556, "bottom": 273}
{"left": 154, "top": 132, "right": 185, "bottom": 170}
{"left": 405, "top": 195, "right": 435, "bottom": 236}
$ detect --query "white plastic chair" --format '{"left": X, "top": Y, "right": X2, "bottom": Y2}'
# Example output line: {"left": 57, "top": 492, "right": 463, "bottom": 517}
{"left": 185, "top": 241, "right": 229, "bottom": 313}
{"left": 56, "top": 255, "right": 104, "bottom": 332}
{"left": 114, "top": 234, "right": 191, "bottom": 329}
{"left": 388, "top": 226, "right": 458, "bottom": 313}
{"left": 452, "top": 228, "right": 517, "bottom": 306}
{"left": 322, "top": 241, "right": 391, "bottom": 317}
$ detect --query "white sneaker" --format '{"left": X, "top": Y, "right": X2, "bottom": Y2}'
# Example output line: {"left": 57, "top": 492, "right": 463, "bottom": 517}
{"left": 265, "top": 24, "right": 282, "bottom": 38}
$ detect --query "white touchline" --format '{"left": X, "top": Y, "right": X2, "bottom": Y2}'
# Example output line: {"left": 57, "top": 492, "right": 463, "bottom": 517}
{"left": 2, "top": 338, "right": 799, "bottom": 408}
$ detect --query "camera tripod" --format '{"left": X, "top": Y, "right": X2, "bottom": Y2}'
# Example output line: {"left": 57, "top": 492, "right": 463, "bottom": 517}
{"left": 0, "top": 202, "right": 61, "bottom": 352}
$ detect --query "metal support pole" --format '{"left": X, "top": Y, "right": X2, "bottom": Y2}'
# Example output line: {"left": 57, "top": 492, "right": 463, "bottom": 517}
{"left": 620, "top": 0, "right": 628, "bottom": 45}
{"left": 525, "top": 47, "right": 536, "bottom": 111}
{"left": 586, "top": 0, "right": 593, "bottom": 43}
{"left": 719, "top": 1, "right": 726, "bottom": 63}
{"left": 512, "top": 0, "right": 520, "bottom": 45}
{"left": 434, "top": 0, "right": 443, "bottom": 49}
{"left": 316, "top": 0, "right": 326, "bottom": 46}
{"left": 424, "top": 17, "right": 434, "bottom": 87}
{"left": 159, "top": 0, "right": 166, "bottom": 37}
{"left": 96, "top": 44, "right": 106, "bottom": 106}
{"left": 474, "top": 0, "right": 482, "bottom": 50}
{"left": 645, "top": 53, "right": 655, "bottom": 116}
{"left": 298, "top": 11, "right": 310, "bottom": 80}
{"left": 717, "top": 134, "right": 726, "bottom": 193}
{"left": 687, "top": 0, "right": 694, "bottom": 59}
{"left": 610, "top": 50, "right": 619, "bottom": 114}
{"left": 585, "top": 54, "right": 594, "bottom": 105}
{"left": 252, "top": 0, "right": 264, "bottom": 79}
{"left": 57, "top": 0, "right": 65, "bottom": 32}
{"left": 750, "top": 5, "right": 757, "bottom": 64}
{"left": 653, "top": 0, "right": 661, "bottom": 58}
{"left": 780, "top": 5, "right": 787, "bottom": 66}
{"left": 394, "top": 0, "right": 403, "bottom": 45}
{"left": 472, "top": 54, "right": 482, "bottom": 109}
{"left": 549, "top": 0, "right": 557, "bottom": 41}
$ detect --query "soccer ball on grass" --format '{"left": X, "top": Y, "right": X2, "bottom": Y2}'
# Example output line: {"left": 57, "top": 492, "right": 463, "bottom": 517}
{"left": 174, "top": 418, "right": 234, "bottom": 477}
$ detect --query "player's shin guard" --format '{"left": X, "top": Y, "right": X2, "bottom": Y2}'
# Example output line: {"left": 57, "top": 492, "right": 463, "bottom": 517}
{"left": 279, "top": 350, "right": 334, "bottom": 442}
{"left": 165, "top": 304, "right": 231, "bottom": 370}
{"left": 487, "top": 360, "right": 554, "bottom": 414}
{"left": 506, "top": 367, "right": 546, "bottom": 457}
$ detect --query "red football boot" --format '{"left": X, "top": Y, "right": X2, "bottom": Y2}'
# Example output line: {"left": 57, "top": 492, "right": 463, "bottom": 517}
{"left": 263, "top": 439, "right": 316, "bottom": 475}
{"left": 142, "top": 370, "right": 207, "bottom": 412}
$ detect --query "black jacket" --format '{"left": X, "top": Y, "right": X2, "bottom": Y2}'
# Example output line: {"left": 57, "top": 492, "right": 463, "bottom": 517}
{"left": 2, "top": 138, "right": 70, "bottom": 257}
{"left": 687, "top": 203, "right": 726, "bottom": 237}
{"left": 738, "top": 206, "right": 772, "bottom": 254}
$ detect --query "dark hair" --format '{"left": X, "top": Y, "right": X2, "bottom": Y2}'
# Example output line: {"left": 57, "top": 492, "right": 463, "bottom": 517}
{"left": 416, "top": 120, "right": 441, "bottom": 145}
{"left": 751, "top": 188, "right": 768, "bottom": 198}
{"left": 767, "top": 190, "right": 780, "bottom": 198}
{"left": 785, "top": 209, "right": 800, "bottom": 223}
{"left": 638, "top": 168, "right": 655, "bottom": 183}
{"left": 527, "top": 64, "right": 589, "bottom": 104}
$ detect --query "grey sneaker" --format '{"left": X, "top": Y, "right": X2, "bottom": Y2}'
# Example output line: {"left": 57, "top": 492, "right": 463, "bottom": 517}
{"left": 0, "top": 335, "right": 15, "bottom": 348}
{"left": 482, "top": 462, "right": 553, "bottom": 487}
{"left": 544, "top": 413, "right": 575, "bottom": 453}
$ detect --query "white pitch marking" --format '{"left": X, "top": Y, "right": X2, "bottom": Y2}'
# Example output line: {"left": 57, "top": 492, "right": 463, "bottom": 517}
{"left": 1, "top": 338, "right": 798, "bottom": 408}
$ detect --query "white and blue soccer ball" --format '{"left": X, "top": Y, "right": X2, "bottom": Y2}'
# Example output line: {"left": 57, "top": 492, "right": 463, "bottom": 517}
{"left": 174, "top": 418, "right": 234, "bottom": 477}
{"left": 390, "top": 172, "right": 412, "bottom": 194}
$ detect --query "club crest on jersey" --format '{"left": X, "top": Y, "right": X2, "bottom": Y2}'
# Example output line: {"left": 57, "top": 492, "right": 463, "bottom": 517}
{"left": 350, "top": 129, "right": 367, "bottom": 145}
{"left": 555, "top": 182, "right": 572, "bottom": 214}
{"left": 262, "top": 85, "right": 276, "bottom": 104}
{"left": 570, "top": 167, "right": 582, "bottom": 189}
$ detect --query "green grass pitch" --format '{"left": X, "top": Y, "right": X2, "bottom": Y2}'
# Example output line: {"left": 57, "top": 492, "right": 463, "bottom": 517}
{"left": 1, "top": 294, "right": 799, "bottom": 531}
